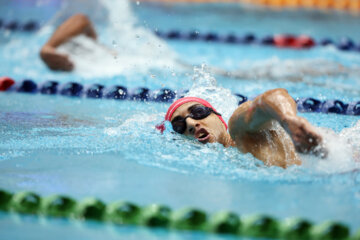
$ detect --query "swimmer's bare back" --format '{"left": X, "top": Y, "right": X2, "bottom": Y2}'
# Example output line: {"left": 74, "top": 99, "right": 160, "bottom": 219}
{"left": 40, "top": 14, "right": 97, "bottom": 71}
{"left": 228, "top": 88, "right": 325, "bottom": 168}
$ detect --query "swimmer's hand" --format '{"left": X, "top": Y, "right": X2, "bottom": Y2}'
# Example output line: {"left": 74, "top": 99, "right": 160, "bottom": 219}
{"left": 282, "top": 116, "right": 327, "bottom": 157}
{"left": 40, "top": 45, "right": 74, "bottom": 71}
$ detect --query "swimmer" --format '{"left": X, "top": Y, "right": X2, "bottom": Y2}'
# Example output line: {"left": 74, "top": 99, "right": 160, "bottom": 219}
{"left": 40, "top": 12, "right": 360, "bottom": 99}
{"left": 40, "top": 12, "right": 177, "bottom": 74}
{"left": 158, "top": 88, "right": 326, "bottom": 168}
{"left": 40, "top": 14, "right": 98, "bottom": 71}
{"left": 41, "top": 14, "right": 358, "bottom": 79}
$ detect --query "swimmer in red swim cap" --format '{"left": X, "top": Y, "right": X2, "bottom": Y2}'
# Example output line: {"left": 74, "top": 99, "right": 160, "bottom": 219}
{"left": 158, "top": 89, "right": 325, "bottom": 168}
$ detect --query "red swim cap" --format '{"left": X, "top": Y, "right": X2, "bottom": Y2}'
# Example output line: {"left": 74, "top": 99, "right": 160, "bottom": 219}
{"left": 156, "top": 97, "right": 228, "bottom": 133}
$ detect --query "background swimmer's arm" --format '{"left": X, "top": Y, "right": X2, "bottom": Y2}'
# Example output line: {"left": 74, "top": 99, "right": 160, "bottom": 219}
{"left": 228, "top": 88, "right": 323, "bottom": 154}
{"left": 45, "top": 14, "right": 97, "bottom": 47}
{"left": 40, "top": 14, "right": 97, "bottom": 71}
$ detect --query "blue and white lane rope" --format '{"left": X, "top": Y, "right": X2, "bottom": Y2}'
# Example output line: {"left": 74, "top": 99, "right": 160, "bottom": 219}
{"left": 1, "top": 78, "right": 359, "bottom": 116}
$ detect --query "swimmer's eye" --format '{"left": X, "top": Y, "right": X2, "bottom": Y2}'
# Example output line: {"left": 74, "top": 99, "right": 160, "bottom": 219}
{"left": 171, "top": 118, "right": 186, "bottom": 134}
{"left": 171, "top": 116, "right": 183, "bottom": 123}
{"left": 192, "top": 106, "right": 207, "bottom": 117}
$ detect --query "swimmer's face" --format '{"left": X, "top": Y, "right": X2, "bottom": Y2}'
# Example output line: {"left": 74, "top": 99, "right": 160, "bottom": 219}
{"left": 170, "top": 102, "right": 228, "bottom": 145}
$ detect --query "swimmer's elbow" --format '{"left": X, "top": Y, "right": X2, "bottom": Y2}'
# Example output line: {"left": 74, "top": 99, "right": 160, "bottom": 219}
{"left": 72, "top": 14, "right": 91, "bottom": 24}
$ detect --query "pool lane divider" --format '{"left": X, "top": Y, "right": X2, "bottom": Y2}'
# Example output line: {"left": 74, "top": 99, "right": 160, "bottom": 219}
{"left": 0, "top": 189, "right": 357, "bottom": 240}
{"left": 0, "top": 19, "right": 39, "bottom": 32}
{"left": 156, "top": 30, "right": 360, "bottom": 52}
{"left": 1, "top": 18, "right": 360, "bottom": 53}
{"left": 1, "top": 77, "right": 359, "bottom": 116}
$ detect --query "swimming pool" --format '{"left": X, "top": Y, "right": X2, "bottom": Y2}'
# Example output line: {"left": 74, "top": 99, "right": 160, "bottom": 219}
{"left": 1, "top": 0, "right": 360, "bottom": 239}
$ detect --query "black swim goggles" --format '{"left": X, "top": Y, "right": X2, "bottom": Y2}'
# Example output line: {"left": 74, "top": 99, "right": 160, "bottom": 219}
{"left": 171, "top": 104, "right": 221, "bottom": 134}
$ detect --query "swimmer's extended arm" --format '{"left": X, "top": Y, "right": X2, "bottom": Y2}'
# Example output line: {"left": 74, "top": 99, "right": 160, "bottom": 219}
{"left": 228, "top": 88, "right": 323, "bottom": 154}
{"left": 40, "top": 14, "right": 97, "bottom": 71}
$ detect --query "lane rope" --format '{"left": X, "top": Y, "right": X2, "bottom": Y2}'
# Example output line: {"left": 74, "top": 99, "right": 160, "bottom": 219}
{"left": 1, "top": 18, "right": 359, "bottom": 53}
{"left": 1, "top": 77, "right": 359, "bottom": 116}
{"left": 0, "top": 189, "right": 357, "bottom": 240}
{"left": 0, "top": 19, "right": 39, "bottom": 32}
{"left": 155, "top": 30, "right": 360, "bottom": 53}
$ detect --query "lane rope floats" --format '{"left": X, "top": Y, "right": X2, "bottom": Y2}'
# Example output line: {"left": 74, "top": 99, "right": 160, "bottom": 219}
{"left": 155, "top": 30, "right": 360, "bottom": 53}
{"left": 0, "top": 189, "right": 357, "bottom": 240}
{"left": 1, "top": 18, "right": 360, "bottom": 53}
{"left": 0, "top": 19, "right": 39, "bottom": 32}
{"left": 1, "top": 77, "right": 359, "bottom": 116}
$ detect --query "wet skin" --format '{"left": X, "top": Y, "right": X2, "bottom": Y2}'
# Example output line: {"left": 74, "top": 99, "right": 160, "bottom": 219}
{"left": 171, "top": 102, "right": 233, "bottom": 147}
{"left": 40, "top": 14, "right": 97, "bottom": 71}
{"left": 171, "top": 89, "right": 324, "bottom": 168}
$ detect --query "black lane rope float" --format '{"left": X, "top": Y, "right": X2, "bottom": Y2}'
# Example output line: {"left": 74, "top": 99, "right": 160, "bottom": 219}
{"left": 0, "top": 19, "right": 40, "bottom": 32}
{"left": 0, "top": 189, "right": 359, "bottom": 240}
{"left": 155, "top": 29, "right": 360, "bottom": 53}
{"left": 1, "top": 77, "right": 359, "bottom": 116}
{"left": 1, "top": 18, "right": 360, "bottom": 53}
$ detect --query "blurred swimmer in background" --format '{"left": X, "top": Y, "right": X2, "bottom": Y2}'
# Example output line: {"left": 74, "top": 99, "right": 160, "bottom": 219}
{"left": 40, "top": 0, "right": 179, "bottom": 77}
{"left": 40, "top": 14, "right": 98, "bottom": 71}
{"left": 40, "top": 8, "right": 360, "bottom": 90}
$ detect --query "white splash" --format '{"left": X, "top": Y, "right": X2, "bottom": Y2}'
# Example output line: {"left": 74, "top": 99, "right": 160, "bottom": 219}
{"left": 302, "top": 122, "right": 360, "bottom": 174}
{"left": 104, "top": 112, "right": 161, "bottom": 137}
{"left": 49, "top": 0, "right": 180, "bottom": 78}
{"left": 340, "top": 120, "right": 360, "bottom": 163}
{"left": 221, "top": 57, "right": 360, "bottom": 84}
{"left": 186, "top": 64, "right": 238, "bottom": 121}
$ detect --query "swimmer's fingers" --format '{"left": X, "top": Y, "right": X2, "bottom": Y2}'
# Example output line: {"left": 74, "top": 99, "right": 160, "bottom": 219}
{"left": 48, "top": 53, "right": 74, "bottom": 71}
{"left": 293, "top": 124, "right": 327, "bottom": 157}
{"left": 285, "top": 116, "right": 324, "bottom": 155}
{"left": 293, "top": 131, "right": 321, "bottom": 152}
{"left": 40, "top": 46, "right": 74, "bottom": 71}
{"left": 313, "top": 144, "right": 328, "bottom": 159}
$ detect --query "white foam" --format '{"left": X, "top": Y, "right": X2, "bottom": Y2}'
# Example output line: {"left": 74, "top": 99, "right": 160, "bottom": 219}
{"left": 50, "top": 0, "right": 180, "bottom": 78}
{"left": 186, "top": 64, "right": 238, "bottom": 121}
{"left": 228, "top": 57, "right": 360, "bottom": 81}
{"left": 301, "top": 122, "right": 360, "bottom": 174}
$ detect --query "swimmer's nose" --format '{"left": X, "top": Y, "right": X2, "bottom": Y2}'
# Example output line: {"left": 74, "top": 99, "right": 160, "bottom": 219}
{"left": 186, "top": 118, "right": 200, "bottom": 135}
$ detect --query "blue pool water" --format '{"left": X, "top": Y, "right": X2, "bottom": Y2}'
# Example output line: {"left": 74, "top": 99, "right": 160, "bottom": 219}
{"left": 0, "top": 0, "right": 360, "bottom": 239}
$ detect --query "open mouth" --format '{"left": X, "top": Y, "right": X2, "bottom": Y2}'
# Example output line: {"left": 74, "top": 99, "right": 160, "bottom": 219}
{"left": 195, "top": 128, "right": 211, "bottom": 144}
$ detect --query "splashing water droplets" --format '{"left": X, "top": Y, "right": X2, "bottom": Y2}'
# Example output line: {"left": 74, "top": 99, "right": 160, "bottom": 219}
{"left": 192, "top": 64, "right": 217, "bottom": 87}
{"left": 53, "top": 0, "right": 180, "bottom": 78}
{"left": 186, "top": 64, "right": 238, "bottom": 121}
